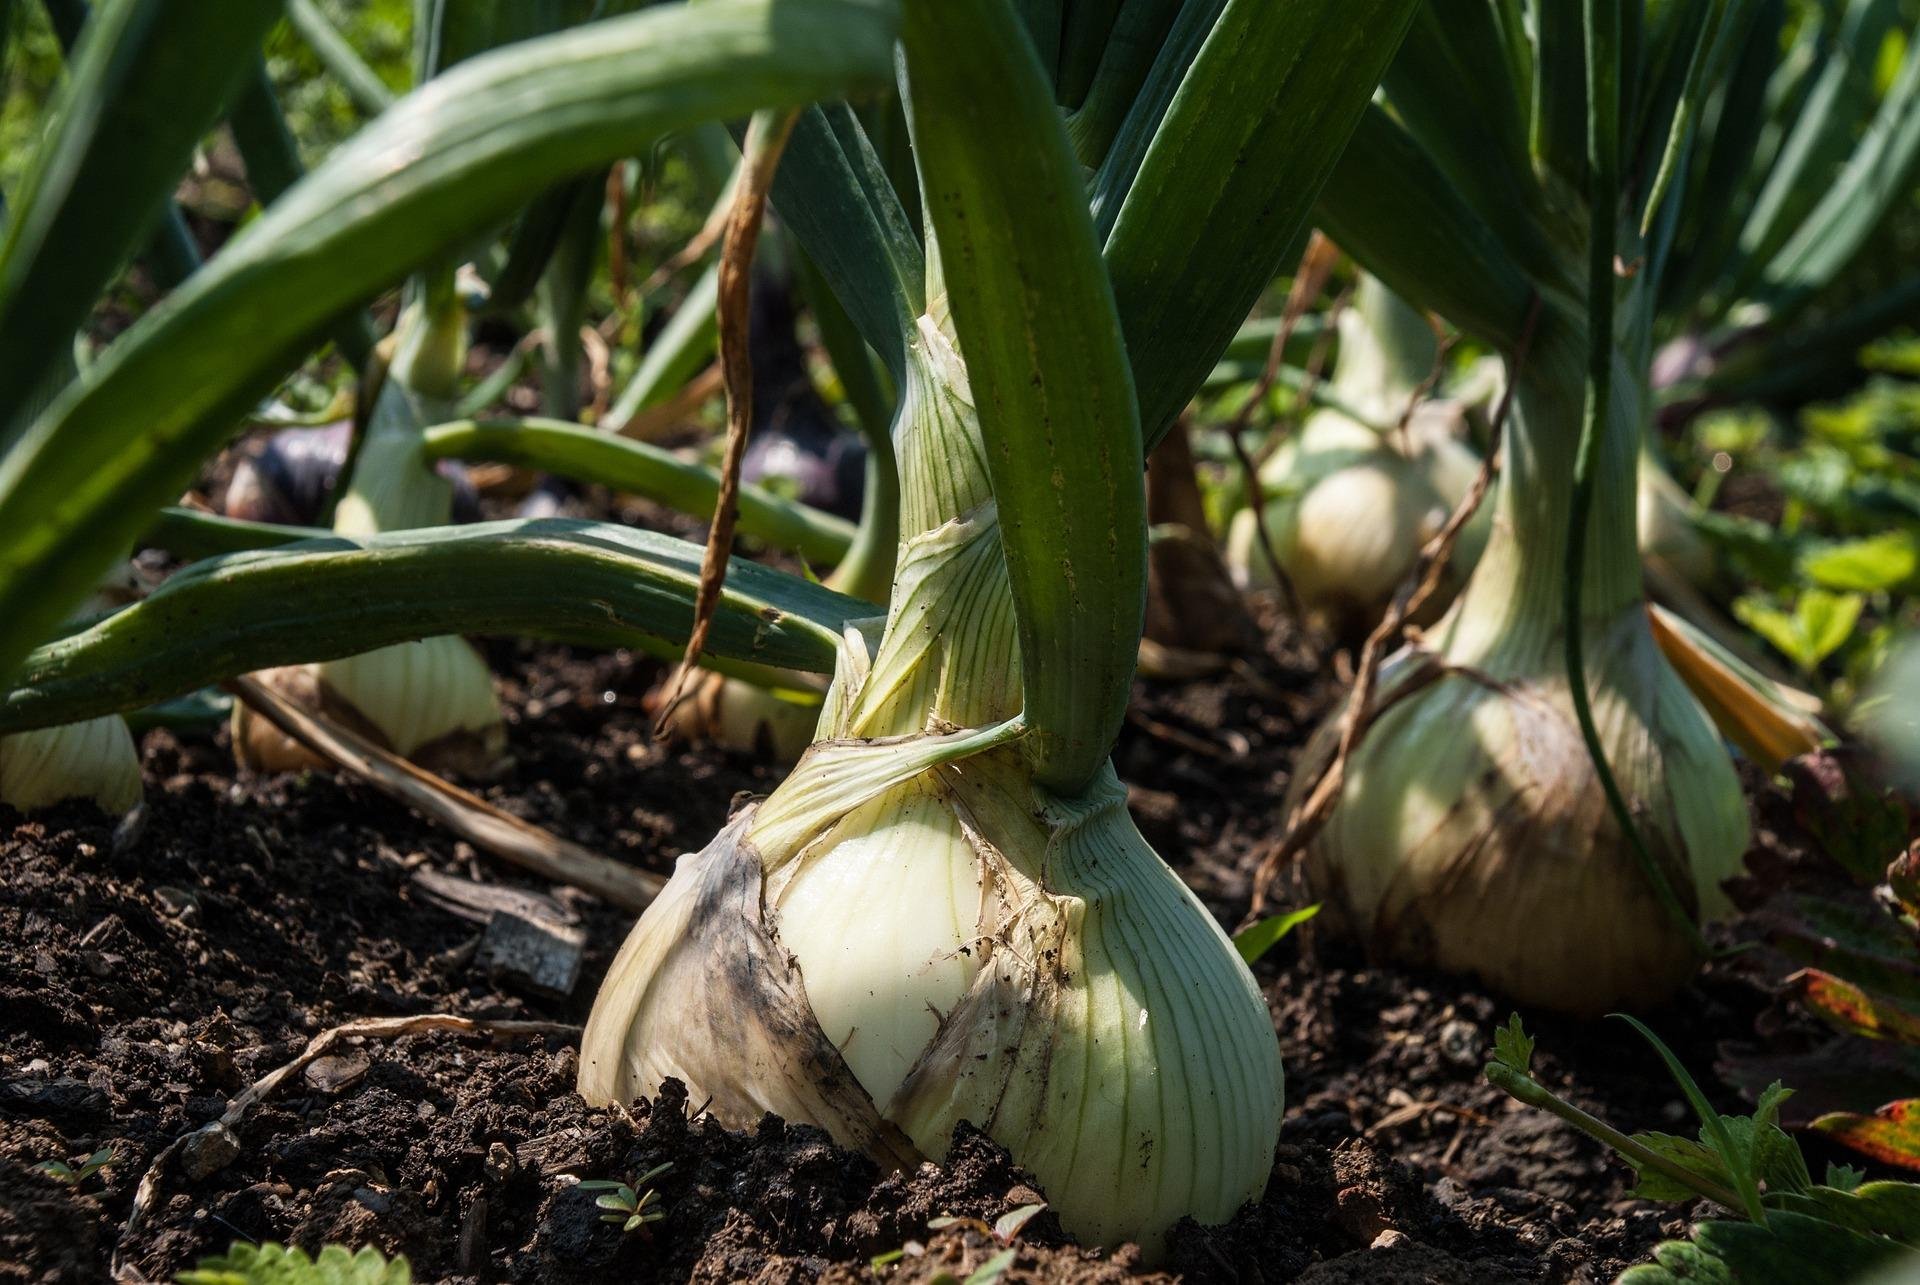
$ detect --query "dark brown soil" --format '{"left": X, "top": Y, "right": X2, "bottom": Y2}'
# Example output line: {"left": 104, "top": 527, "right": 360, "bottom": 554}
{"left": 0, "top": 614, "right": 1902, "bottom": 1283}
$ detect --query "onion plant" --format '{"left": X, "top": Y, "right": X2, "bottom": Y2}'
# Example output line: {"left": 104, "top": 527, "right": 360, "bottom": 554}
{"left": 1289, "top": 0, "right": 1918, "bottom": 1014}
{"left": 0, "top": 0, "right": 1421, "bottom": 1255}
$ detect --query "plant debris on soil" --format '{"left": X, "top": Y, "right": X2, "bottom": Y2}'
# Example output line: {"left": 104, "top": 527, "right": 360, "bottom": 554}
{"left": 0, "top": 608, "right": 1907, "bottom": 1283}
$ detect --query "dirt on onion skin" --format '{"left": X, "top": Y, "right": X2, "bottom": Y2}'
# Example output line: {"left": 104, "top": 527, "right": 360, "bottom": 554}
{"left": 0, "top": 624, "right": 1897, "bottom": 1282}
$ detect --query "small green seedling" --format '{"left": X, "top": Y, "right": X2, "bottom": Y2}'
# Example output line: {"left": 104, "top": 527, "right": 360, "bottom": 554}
{"left": 926, "top": 1201, "right": 1048, "bottom": 1243}
{"left": 178, "top": 1241, "right": 411, "bottom": 1285}
{"left": 1485, "top": 1015, "right": 1920, "bottom": 1283}
{"left": 1233, "top": 904, "right": 1321, "bottom": 966}
{"left": 874, "top": 1203, "right": 1046, "bottom": 1277}
{"left": 578, "top": 1162, "right": 673, "bottom": 1235}
{"left": 36, "top": 1146, "right": 117, "bottom": 1188}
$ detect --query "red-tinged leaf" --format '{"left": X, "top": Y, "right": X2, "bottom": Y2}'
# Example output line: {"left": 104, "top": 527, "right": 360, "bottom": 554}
{"left": 1785, "top": 749, "right": 1912, "bottom": 887}
{"left": 1758, "top": 893, "right": 1920, "bottom": 1005}
{"left": 1720, "top": 1039, "right": 1920, "bottom": 1126}
{"left": 1811, "top": 1100, "right": 1920, "bottom": 1172}
{"left": 1790, "top": 969, "right": 1920, "bottom": 1044}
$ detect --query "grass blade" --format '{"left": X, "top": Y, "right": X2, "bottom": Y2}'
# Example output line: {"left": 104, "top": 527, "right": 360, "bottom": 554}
{"left": 1, "top": 518, "right": 862, "bottom": 733}
{"left": 0, "top": 0, "right": 900, "bottom": 684}
{"left": 902, "top": 0, "right": 1143, "bottom": 792}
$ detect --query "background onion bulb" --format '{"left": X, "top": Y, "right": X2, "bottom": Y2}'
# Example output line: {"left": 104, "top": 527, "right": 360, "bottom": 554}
{"left": 1228, "top": 414, "right": 1449, "bottom": 630}
{"left": 0, "top": 715, "right": 142, "bottom": 814}
{"left": 235, "top": 292, "right": 505, "bottom": 772}
{"left": 1227, "top": 279, "right": 1486, "bottom": 633}
{"left": 1292, "top": 328, "right": 1749, "bottom": 1014}
{"left": 580, "top": 321, "right": 1283, "bottom": 1259}
{"left": 2, "top": 579, "right": 143, "bottom": 814}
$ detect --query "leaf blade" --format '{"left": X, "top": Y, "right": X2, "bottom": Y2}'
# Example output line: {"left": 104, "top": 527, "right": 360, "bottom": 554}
{"left": 0, "top": 0, "right": 900, "bottom": 684}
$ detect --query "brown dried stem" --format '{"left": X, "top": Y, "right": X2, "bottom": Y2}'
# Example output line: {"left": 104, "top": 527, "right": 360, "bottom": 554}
{"left": 1224, "top": 233, "right": 1342, "bottom": 620}
{"left": 225, "top": 675, "right": 663, "bottom": 912}
{"left": 1251, "top": 292, "right": 1544, "bottom": 914}
{"left": 654, "top": 110, "right": 800, "bottom": 733}
{"left": 122, "top": 1014, "right": 577, "bottom": 1271}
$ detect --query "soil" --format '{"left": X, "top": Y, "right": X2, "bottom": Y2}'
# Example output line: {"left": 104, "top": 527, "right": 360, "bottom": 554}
{"left": 0, "top": 604, "right": 1908, "bottom": 1283}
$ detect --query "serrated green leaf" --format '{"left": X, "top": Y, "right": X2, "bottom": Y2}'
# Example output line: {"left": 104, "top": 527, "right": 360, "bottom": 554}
{"left": 177, "top": 1241, "right": 412, "bottom": 1285}
{"left": 1629, "top": 1131, "right": 1734, "bottom": 1203}
{"left": 1828, "top": 1164, "right": 1869, "bottom": 1193}
{"left": 1691, "top": 1209, "right": 1916, "bottom": 1285}
{"left": 1616, "top": 1015, "right": 1768, "bottom": 1222}
{"left": 1492, "top": 1014, "right": 1535, "bottom": 1074}
{"left": 1771, "top": 1181, "right": 1920, "bottom": 1244}
{"left": 1618, "top": 1237, "right": 1736, "bottom": 1284}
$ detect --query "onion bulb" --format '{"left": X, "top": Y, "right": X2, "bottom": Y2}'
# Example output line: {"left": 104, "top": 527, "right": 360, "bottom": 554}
{"left": 233, "top": 294, "right": 504, "bottom": 773}
{"left": 1227, "top": 278, "right": 1487, "bottom": 633}
{"left": 2, "top": 582, "right": 143, "bottom": 814}
{"left": 1291, "top": 323, "right": 1749, "bottom": 1014}
{"left": 0, "top": 715, "right": 142, "bottom": 815}
{"left": 581, "top": 316, "right": 1282, "bottom": 1257}
{"left": 649, "top": 665, "right": 825, "bottom": 763}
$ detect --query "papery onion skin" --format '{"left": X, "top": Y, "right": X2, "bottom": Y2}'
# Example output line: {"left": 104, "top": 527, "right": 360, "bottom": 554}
{"left": 578, "top": 741, "right": 1283, "bottom": 1259}
{"left": 1294, "top": 617, "right": 1747, "bottom": 1013}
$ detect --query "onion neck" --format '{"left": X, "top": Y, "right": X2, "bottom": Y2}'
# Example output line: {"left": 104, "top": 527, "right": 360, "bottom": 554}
{"left": 334, "top": 292, "right": 467, "bottom": 538}
{"left": 817, "top": 311, "right": 1023, "bottom": 740}
{"left": 1433, "top": 306, "right": 1648, "bottom": 674}
{"left": 1329, "top": 275, "right": 1438, "bottom": 426}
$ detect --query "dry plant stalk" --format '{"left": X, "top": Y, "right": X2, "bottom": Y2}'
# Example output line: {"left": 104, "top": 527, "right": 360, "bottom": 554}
{"left": 607, "top": 164, "right": 630, "bottom": 308}
{"left": 121, "top": 1013, "right": 578, "bottom": 1271}
{"left": 655, "top": 109, "right": 801, "bottom": 732}
{"left": 1251, "top": 292, "right": 1543, "bottom": 913}
{"left": 225, "top": 675, "right": 662, "bottom": 911}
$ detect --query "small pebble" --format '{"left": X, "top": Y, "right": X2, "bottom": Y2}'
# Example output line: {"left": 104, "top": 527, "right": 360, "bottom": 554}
{"left": 1437, "top": 1018, "right": 1484, "bottom": 1068}
{"left": 181, "top": 1123, "right": 241, "bottom": 1180}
